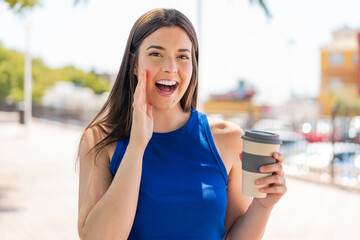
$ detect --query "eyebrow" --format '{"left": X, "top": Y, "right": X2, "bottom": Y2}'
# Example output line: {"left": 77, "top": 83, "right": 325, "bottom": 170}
{"left": 146, "top": 45, "right": 191, "bottom": 53}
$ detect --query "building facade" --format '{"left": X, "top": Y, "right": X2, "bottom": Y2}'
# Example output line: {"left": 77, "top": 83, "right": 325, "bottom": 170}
{"left": 318, "top": 27, "right": 360, "bottom": 115}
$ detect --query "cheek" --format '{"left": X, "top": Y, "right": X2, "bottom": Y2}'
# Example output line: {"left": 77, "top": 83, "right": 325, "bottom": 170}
{"left": 137, "top": 61, "right": 157, "bottom": 95}
{"left": 138, "top": 61, "right": 158, "bottom": 80}
{"left": 180, "top": 62, "right": 193, "bottom": 83}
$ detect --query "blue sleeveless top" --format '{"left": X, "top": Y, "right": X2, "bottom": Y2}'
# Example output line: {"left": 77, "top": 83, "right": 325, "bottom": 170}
{"left": 110, "top": 109, "right": 228, "bottom": 239}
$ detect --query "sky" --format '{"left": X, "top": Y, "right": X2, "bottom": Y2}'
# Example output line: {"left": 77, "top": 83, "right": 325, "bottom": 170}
{"left": 0, "top": 0, "right": 360, "bottom": 104}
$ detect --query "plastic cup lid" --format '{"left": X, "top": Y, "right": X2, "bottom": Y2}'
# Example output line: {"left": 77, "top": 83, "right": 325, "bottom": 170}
{"left": 241, "top": 130, "right": 282, "bottom": 144}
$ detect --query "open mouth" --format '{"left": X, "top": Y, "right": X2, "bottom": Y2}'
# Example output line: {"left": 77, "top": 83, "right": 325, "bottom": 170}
{"left": 155, "top": 80, "right": 179, "bottom": 95}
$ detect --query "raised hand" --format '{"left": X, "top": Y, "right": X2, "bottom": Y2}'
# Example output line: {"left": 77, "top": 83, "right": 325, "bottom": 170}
{"left": 129, "top": 70, "right": 154, "bottom": 150}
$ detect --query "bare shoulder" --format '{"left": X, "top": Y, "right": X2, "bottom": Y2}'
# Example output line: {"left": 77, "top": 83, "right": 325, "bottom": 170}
{"left": 207, "top": 116, "right": 244, "bottom": 174}
{"left": 207, "top": 117, "right": 244, "bottom": 149}
{"left": 207, "top": 117, "right": 251, "bottom": 233}
{"left": 79, "top": 124, "right": 114, "bottom": 163}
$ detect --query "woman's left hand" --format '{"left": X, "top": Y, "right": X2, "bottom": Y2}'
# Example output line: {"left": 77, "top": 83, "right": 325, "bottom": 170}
{"left": 253, "top": 152, "right": 287, "bottom": 209}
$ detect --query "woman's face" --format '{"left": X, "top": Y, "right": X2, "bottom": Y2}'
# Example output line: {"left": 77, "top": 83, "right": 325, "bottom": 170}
{"left": 136, "top": 26, "right": 193, "bottom": 110}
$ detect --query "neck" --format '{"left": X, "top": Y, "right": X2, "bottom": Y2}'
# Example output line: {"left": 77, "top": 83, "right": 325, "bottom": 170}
{"left": 152, "top": 104, "right": 192, "bottom": 133}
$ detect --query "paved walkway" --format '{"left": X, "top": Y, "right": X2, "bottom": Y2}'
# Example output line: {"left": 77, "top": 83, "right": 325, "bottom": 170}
{"left": 0, "top": 120, "right": 360, "bottom": 239}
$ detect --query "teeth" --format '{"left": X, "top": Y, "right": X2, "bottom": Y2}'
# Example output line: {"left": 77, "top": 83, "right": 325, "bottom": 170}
{"left": 156, "top": 80, "right": 177, "bottom": 86}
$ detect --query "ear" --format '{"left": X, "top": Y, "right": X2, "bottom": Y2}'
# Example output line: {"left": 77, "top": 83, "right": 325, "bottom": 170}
{"left": 134, "top": 64, "right": 138, "bottom": 76}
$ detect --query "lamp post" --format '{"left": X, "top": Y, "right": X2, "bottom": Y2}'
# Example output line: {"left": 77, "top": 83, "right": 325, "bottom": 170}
{"left": 196, "top": 0, "right": 202, "bottom": 42}
{"left": 196, "top": 0, "right": 204, "bottom": 110}
{"left": 24, "top": 20, "right": 32, "bottom": 128}
{"left": 287, "top": 38, "right": 295, "bottom": 100}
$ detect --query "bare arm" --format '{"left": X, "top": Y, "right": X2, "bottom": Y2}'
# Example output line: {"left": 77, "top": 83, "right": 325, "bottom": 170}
{"left": 210, "top": 120, "right": 286, "bottom": 240}
{"left": 226, "top": 199, "right": 273, "bottom": 239}
{"left": 226, "top": 152, "right": 286, "bottom": 240}
{"left": 78, "top": 134, "right": 145, "bottom": 240}
{"left": 78, "top": 71, "right": 153, "bottom": 240}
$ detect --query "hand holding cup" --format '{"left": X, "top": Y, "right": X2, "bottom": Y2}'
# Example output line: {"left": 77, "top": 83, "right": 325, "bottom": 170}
{"left": 241, "top": 130, "right": 283, "bottom": 198}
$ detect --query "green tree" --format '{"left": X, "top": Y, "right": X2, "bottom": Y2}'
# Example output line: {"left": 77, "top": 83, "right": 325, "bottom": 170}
{"left": 249, "top": 0, "right": 270, "bottom": 17}
{"left": 331, "top": 90, "right": 360, "bottom": 117}
{"left": 0, "top": 44, "right": 110, "bottom": 103}
{"left": 0, "top": 44, "right": 24, "bottom": 102}
{"left": 1, "top": 0, "right": 38, "bottom": 12}
{"left": 53, "top": 66, "right": 109, "bottom": 94}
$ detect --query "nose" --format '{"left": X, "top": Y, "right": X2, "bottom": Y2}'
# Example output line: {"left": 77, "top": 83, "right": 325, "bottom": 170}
{"left": 161, "top": 57, "right": 178, "bottom": 73}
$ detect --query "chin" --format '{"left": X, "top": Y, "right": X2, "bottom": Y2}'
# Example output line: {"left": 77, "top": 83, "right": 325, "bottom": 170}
{"left": 150, "top": 100, "right": 181, "bottom": 111}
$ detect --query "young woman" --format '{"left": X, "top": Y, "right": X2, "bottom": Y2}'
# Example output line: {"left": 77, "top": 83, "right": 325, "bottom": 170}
{"left": 77, "top": 8, "right": 286, "bottom": 240}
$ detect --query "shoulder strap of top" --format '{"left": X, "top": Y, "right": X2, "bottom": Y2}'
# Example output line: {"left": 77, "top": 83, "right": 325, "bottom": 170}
{"left": 197, "top": 111, "right": 228, "bottom": 183}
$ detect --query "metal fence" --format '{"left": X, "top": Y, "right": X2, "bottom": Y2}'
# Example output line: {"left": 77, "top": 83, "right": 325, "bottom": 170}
{"left": 32, "top": 105, "right": 98, "bottom": 127}
{"left": 2, "top": 102, "right": 360, "bottom": 191}
{"left": 217, "top": 113, "right": 360, "bottom": 191}
{"left": 0, "top": 102, "right": 98, "bottom": 127}
{"left": 0, "top": 102, "right": 24, "bottom": 123}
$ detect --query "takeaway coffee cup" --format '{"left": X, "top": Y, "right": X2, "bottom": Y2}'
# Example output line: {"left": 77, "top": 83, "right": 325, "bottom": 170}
{"left": 241, "top": 130, "right": 282, "bottom": 198}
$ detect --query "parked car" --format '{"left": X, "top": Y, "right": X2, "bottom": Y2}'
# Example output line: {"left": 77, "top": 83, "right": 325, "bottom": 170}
{"left": 348, "top": 116, "right": 360, "bottom": 143}
{"left": 301, "top": 120, "right": 332, "bottom": 143}
{"left": 300, "top": 117, "right": 350, "bottom": 143}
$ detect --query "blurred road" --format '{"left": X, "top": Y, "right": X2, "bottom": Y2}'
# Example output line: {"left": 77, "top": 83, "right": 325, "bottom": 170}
{"left": 0, "top": 120, "right": 80, "bottom": 239}
{"left": 0, "top": 120, "right": 360, "bottom": 240}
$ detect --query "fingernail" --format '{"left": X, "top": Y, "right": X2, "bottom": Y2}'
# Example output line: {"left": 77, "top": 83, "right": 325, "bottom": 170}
{"left": 274, "top": 152, "right": 279, "bottom": 157}
{"left": 260, "top": 188, "right": 265, "bottom": 192}
{"left": 255, "top": 180, "right": 260, "bottom": 185}
{"left": 259, "top": 167, "right": 265, "bottom": 172}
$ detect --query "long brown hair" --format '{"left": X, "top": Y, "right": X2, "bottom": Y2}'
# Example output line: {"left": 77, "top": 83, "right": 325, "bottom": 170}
{"left": 82, "top": 8, "right": 199, "bottom": 158}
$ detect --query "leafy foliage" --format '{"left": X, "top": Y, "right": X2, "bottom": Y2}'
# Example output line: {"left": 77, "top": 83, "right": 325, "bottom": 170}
{"left": 0, "top": 43, "right": 110, "bottom": 103}
{"left": 249, "top": 0, "right": 271, "bottom": 17}
{"left": 330, "top": 90, "right": 360, "bottom": 116}
{"left": 1, "top": 0, "right": 38, "bottom": 12}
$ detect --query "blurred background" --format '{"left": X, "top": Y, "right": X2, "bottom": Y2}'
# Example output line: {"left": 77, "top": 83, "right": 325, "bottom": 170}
{"left": 1, "top": 0, "right": 360, "bottom": 239}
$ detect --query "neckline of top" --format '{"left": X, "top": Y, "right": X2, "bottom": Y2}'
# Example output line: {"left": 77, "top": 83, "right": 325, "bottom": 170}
{"left": 152, "top": 109, "right": 197, "bottom": 138}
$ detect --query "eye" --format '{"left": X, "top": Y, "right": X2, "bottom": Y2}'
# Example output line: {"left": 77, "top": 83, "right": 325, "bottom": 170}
{"left": 178, "top": 55, "right": 190, "bottom": 60}
{"left": 149, "top": 52, "right": 162, "bottom": 57}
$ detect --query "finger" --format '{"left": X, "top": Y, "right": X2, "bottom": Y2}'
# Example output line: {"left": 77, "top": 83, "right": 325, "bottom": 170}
{"left": 133, "top": 76, "right": 142, "bottom": 104}
{"left": 133, "top": 70, "right": 147, "bottom": 109}
{"left": 147, "top": 102, "right": 153, "bottom": 118}
{"left": 259, "top": 185, "right": 287, "bottom": 194}
{"left": 255, "top": 174, "right": 286, "bottom": 186}
{"left": 273, "top": 152, "right": 285, "bottom": 164}
{"left": 140, "top": 70, "right": 147, "bottom": 102}
{"left": 259, "top": 163, "right": 284, "bottom": 176}
{"left": 239, "top": 152, "right": 242, "bottom": 162}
